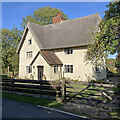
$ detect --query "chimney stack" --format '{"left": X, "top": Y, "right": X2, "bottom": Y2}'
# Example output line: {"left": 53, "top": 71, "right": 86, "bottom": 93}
{"left": 53, "top": 13, "right": 64, "bottom": 24}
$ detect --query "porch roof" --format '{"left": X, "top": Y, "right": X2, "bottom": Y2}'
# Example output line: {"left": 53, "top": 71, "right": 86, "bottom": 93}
{"left": 30, "top": 50, "right": 63, "bottom": 66}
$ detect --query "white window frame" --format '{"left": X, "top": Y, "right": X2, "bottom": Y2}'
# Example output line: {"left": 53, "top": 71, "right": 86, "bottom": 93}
{"left": 28, "top": 38, "right": 32, "bottom": 45}
{"left": 64, "top": 48, "right": 73, "bottom": 55}
{"left": 95, "top": 65, "right": 101, "bottom": 73}
{"left": 26, "top": 66, "right": 32, "bottom": 73}
{"left": 54, "top": 65, "right": 58, "bottom": 73}
{"left": 64, "top": 65, "right": 73, "bottom": 73}
{"left": 26, "top": 51, "right": 33, "bottom": 59}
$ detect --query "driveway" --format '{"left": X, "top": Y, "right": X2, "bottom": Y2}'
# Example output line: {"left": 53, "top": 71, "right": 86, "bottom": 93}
{"left": 2, "top": 99, "right": 89, "bottom": 119}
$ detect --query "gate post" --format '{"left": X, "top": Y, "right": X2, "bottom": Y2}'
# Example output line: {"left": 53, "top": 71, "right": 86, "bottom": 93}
{"left": 11, "top": 78, "right": 15, "bottom": 90}
{"left": 61, "top": 78, "right": 66, "bottom": 102}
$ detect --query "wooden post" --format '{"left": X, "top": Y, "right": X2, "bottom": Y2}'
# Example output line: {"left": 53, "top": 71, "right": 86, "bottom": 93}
{"left": 56, "top": 81, "right": 61, "bottom": 101}
{"left": 8, "top": 66, "right": 9, "bottom": 77}
{"left": 40, "top": 79, "right": 42, "bottom": 91}
{"left": 63, "top": 71, "right": 64, "bottom": 78}
{"left": 61, "top": 78, "right": 66, "bottom": 102}
{"left": 11, "top": 78, "right": 14, "bottom": 90}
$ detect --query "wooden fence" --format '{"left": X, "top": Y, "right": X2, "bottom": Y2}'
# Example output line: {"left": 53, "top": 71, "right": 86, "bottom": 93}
{"left": 2, "top": 79, "right": 65, "bottom": 101}
{"left": 1, "top": 78, "right": 114, "bottom": 105}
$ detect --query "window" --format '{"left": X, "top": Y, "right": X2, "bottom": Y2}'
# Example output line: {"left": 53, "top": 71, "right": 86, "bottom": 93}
{"left": 26, "top": 66, "right": 32, "bottom": 73}
{"left": 28, "top": 39, "right": 32, "bottom": 45}
{"left": 54, "top": 65, "right": 58, "bottom": 73}
{"left": 26, "top": 51, "right": 33, "bottom": 58}
{"left": 95, "top": 65, "right": 101, "bottom": 73}
{"left": 102, "top": 66, "right": 106, "bottom": 71}
{"left": 64, "top": 48, "right": 73, "bottom": 54}
{"left": 64, "top": 65, "right": 73, "bottom": 73}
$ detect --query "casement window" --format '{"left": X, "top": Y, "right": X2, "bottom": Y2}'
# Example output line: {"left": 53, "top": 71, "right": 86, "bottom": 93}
{"left": 28, "top": 39, "right": 32, "bottom": 45}
{"left": 26, "top": 51, "right": 33, "bottom": 58}
{"left": 95, "top": 65, "right": 101, "bottom": 73}
{"left": 54, "top": 65, "right": 58, "bottom": 73}
{"left": 26, "top": 66, "right": 32, "bottom": 73}
{"left": 64, "top": 65, "right": 73, "bottom": 73}
{"left": 64, "top": 48, "right": 73, "bottom": 54}
{"left": 103, "top": 66, "right": 106, "bottom": 71}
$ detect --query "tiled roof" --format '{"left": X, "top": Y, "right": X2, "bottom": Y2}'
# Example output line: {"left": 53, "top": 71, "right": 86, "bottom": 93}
{"left": 40, "top": 50, "right": 63, "bottom": 65}
{"left": 30, "top": 50, "right": 63, "bottom": 65}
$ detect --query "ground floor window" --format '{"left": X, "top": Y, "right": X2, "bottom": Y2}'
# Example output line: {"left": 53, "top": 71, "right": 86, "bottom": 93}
{"left": 64, "top": 65, "right": 73, "bottom": 73}
{"left": 95, "top": 65, "right": 101, "bottom": 73}
{"left": 26, "top": 66, "right": 32, "bottom": 73}
{"left": 54, "top": 65, "right": 58, "bottom": 73}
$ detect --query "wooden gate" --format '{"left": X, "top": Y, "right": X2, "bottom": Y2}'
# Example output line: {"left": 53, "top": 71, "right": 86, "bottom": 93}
{"left": 65, "top": 80, "right": 113, "bottom": 106}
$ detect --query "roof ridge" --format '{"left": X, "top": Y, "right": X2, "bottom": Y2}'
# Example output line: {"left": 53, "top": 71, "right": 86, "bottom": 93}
{"left": 68, "top": 12, "right": 100, "bottom": 21}
{"left": 28, "top": 12, "right": 101, "bottom": 28}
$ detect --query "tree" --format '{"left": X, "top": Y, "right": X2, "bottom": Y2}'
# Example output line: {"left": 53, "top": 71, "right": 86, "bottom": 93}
{"left": 86, "top": 1, "right": 120, "bottom": 73}
{"left": 21, "top": 6, "right": 68, "bottom": 29}
{"left": 1, "top": 26, "right": 21, "bottom": 73}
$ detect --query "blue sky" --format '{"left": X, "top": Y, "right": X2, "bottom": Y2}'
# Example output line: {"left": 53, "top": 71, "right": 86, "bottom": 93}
{"left": 2, "top": 2, "right": 109, "bottom": 30}
{"left": 2, "top": 2, "right": 116, "bottom": 58}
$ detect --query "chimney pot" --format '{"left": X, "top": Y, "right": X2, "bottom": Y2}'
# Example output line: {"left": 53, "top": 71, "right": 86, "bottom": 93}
{"left": 57, "top": 13, "right": 61, "bottom": 16}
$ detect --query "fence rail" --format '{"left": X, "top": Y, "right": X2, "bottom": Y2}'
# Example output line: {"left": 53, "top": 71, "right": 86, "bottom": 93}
{"left": 2, "top": 79, "right": 60, "bottom": 85}
{"left": 2, "top": 78, "right": 62, "bottom": 100}
{"left": 2, "top": 78, "right": 114, "bottom": 105}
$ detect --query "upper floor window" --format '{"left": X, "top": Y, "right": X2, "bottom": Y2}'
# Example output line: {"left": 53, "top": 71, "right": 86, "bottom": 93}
{"left": 28, "top": 39, "right": 32, "bottom": 45}
{"left": 54, "top": 65, "right": 58, "bottom": 73}
{"left": 26, "top": 66, "right": 32, "bottom": 73}
{"left": 64, "top": 65, "right": 73, "bottom": 73}
{"left": 26, "top": 51, "right": 33, "bottom": 58}
{"left": 64, "top": 48, "right": 73, "bottom": 54}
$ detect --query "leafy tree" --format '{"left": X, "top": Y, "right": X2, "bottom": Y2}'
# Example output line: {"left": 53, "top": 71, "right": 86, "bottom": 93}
{"left": 1, "top": 26, "right": 21, "bottom": 73}
{"left": 21, "top": 6, "right": 68, "bottom": 29}
{"left": 86, "top": 1, "right": 120, "bottom": 73}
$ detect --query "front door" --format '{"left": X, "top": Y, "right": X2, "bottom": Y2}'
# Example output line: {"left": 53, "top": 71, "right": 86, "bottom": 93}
{"left": 37, "top": 66, "right": 44, "bottom": 80}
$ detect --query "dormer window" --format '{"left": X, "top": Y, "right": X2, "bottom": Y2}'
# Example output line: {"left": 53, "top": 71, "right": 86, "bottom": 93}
{"left": 28, "top": 39, "right": 32, "bottom": 45}
{"left": 64, "top": 48, "right": 73, "bottom": 54}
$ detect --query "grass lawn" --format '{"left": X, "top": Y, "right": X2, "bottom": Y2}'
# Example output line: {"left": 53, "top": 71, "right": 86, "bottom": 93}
{"left": 66, "top": 83, "right": 106, "bottom": 100}
{"left": 2, "top": 92, "right": 62, "bottom": 108}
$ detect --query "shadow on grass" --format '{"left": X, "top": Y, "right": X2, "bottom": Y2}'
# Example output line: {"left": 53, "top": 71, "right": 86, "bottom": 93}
{"left": 2, "top": 92, "right": 62, "bottom": 108}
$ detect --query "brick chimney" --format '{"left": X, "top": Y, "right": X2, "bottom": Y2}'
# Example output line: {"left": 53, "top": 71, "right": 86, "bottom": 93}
{"left": 53, "top": 13, "right": 64, "bottom": 24}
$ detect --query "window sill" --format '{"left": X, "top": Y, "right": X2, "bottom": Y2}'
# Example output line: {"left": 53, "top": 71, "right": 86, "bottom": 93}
{"left": 96, "top": 71, "right": 101, "bottom": 73}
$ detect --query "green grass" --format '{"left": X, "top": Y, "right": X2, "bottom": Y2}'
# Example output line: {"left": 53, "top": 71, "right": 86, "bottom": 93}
{"left": 66, "top": 83, "right": 108, "bottom": 101}
{"left": 2, "top": 92, "right": 62, "bottom": 108}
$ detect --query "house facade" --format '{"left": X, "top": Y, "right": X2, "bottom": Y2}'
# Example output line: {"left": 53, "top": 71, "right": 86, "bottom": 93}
{"left": 16, "top": 13, "right": 106, "bottom": 81}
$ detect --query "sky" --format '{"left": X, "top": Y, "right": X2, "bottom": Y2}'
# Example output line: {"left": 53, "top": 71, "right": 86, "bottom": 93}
{"left": 2, "top": 2, "right": 116, "bottom": 58}
{"left": 2, "top": 2, "right": 109, "bottom": 30}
